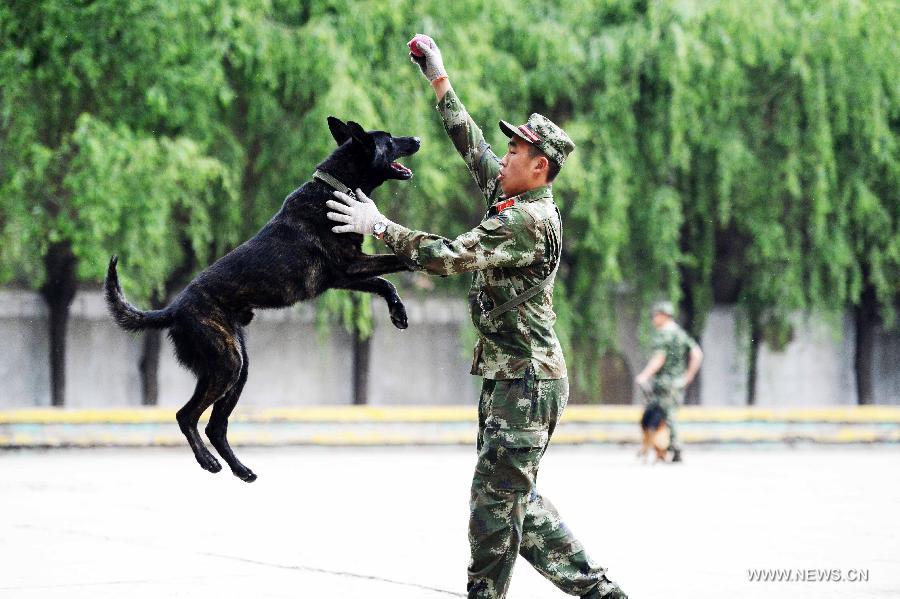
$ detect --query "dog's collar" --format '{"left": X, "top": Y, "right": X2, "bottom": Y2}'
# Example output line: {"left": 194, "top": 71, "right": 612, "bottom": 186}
{"left": 313, "top": 170, "right": 356, "bottom": 199}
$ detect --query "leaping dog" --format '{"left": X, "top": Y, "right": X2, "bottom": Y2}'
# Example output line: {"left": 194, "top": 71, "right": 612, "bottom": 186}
{"left": 105, "top": 117, "right": 420, "bottom": 482}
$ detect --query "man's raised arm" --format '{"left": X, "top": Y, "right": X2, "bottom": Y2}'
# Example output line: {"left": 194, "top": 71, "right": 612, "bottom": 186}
{"left": 408, "top": 34, "right": 501, "bottom": 204}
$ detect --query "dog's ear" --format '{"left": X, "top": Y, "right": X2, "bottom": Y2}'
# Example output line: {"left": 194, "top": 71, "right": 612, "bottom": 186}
{"left": 328, "top": 116, "right": 351, "bottom": 146}
{"left": 346, "top": 120, "right": 375, "bottom": 155}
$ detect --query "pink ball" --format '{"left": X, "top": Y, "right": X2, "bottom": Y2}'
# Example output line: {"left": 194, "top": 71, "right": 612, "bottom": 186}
{"left": 407, "top": 34, "right": 433, "bottom": 57}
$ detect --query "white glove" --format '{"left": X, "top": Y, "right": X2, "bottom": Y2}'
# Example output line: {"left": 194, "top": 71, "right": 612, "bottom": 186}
{"left": 326, "top": 189, "right": 385, "bottom": 235}
{"left": 408, "top": 34, "right": 447, "bottom": 82}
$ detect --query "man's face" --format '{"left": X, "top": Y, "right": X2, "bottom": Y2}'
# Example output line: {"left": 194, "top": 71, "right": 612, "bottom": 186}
{"left": 651, "top": 311, "right": 670, "bottom": 329}
{"left": 498, "top": 137, "right": 547, "bottom": 197}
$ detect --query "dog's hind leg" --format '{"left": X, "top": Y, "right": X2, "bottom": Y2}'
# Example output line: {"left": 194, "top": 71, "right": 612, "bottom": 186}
{"left": 176, "top": 376, "right": 224, "bottom": 473}
{"left": 175, "top": 339, "right": 243, "bottom": 475}
{"left": 637, "top": 431, "right": 649, "bottom": 462}
{"left": 333, "top": 276, "right": 407, "bottom": 329}
{"left": 205, "top": 332, "right": 256, "bottom": 482}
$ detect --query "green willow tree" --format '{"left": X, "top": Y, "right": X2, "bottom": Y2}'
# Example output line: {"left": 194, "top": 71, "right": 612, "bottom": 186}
{"left": 69, "top": 117, "right": 241, "bottom": 405}
{"left": 0, "top": 1, "right": 240, "bottom": 405}
{"left": 469, "top": 0, "right": 899, "bottom": 403}
{"left": 214, "top": 2, "right": 403, "bottom": 405}
{"left": 2, "top": 0, "right": 896, "bottom": 406}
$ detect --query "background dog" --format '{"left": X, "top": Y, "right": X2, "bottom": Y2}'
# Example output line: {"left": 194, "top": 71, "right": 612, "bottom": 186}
{"left": 638, "top": 402, "right": 671, "bottom": 463}
{"left": 105, "top": 117, "right": 420, "bottom": 482}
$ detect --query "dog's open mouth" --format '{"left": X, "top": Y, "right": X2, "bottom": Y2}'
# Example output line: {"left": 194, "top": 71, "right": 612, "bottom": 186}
{"left": 391, "top": 162, "right": 412, "bottom": 179}
{"left": 391, "top": 161, "right": 413, "bottom": 178}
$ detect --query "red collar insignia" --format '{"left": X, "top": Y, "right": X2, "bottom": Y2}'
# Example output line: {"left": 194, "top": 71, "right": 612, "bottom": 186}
{"left": 495, "top": 198, "right": 516, "bottom": 212}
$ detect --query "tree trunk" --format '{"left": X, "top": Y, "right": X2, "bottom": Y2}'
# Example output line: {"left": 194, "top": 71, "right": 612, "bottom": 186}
{"left": 138, "top": 242, "right": 198, "bottom": 406}
{"left": 854, "top": 281, "right": 878, "bottom": 405}
{"left": 747, "top": 316, "right": 761, "bottom": 406}
{"left": 679, "top": 282, "right": 702, "bottom": 406}
{"left": 351, "top": 328, "right": 371, "bottom": 405}
{"left": 139, "top": 329, "right": 162, "bottom": 406}
{"left": 39, "top": 241, "right": 78, "bottom": 407}
{"left": 139, "top": 291, "right": 169, "bottom": 406}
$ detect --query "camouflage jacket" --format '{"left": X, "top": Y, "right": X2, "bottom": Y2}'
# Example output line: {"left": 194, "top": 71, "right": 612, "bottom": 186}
{"left": 382, "top": 89, "right": 566, "bottom": 380}
{"left": 651, "top": 321, "right": 699, "bottom": 388}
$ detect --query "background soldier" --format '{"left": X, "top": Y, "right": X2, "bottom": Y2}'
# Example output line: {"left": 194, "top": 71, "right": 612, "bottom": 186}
{"left": 326, "top": 34, "right": 627, "bottom": 599}
{"left": 635, "top": 301, "right": 704, "bottom": 462}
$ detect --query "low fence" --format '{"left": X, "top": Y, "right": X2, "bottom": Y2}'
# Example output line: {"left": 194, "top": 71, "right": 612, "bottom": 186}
{"left": 3, "top": 290, "right": 899, "bottom": 407}
{"left": 0, "top": 290, "right": 478, "bottom": 408}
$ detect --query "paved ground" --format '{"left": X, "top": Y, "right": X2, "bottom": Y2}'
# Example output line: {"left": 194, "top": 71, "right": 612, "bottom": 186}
{"left": 1, "top": 445, "right": 898, "bottom": 598}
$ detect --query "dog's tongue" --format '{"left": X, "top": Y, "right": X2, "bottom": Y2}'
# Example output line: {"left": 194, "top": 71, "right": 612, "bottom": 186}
{"left": 391, "top": 161, "right": 412, "bottom": 175}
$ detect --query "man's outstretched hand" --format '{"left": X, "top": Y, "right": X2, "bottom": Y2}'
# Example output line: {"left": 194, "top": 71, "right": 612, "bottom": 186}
{"left": 326, "top": 189, "right": 386, "bottom": 235}
{"left": 408, "top": 34, "right": 447, "bottom": 82}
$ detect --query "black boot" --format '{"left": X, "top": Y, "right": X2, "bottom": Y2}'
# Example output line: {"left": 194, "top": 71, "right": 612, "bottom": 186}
{"left": 671, "top": 448, "right": 683, "bottom": 463}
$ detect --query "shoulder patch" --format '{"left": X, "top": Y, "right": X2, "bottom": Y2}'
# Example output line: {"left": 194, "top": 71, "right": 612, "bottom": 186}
{"left": 515, "top": 199, "right": 553, "bottom": 223}
{"left": 503, "top": 203, "right": 536, "bottom": 227}
{"left": 480, "top": 217, "right": 505, "bottom": 231}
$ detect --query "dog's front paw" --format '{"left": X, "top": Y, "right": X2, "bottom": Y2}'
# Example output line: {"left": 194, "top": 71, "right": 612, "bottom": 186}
{"left": 389, "top": 300, "right": 408, "bottom": 329}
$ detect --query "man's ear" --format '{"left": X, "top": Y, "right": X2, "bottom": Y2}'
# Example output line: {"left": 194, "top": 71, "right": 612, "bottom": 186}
{"left": 534, "top": 154, "right": 550, "bottom": 177}
{"left": 328, "top": 116, "right": 351, "bottom": 145}
{"left": 346, "top": 121, "right": 375, "bottom": 155}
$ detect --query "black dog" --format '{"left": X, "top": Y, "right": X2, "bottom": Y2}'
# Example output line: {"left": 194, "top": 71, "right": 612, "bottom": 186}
{"left": 105, "top": 117, "right": 420, "bottom": 482}
{"left": 638, "top": 402, "right": 670, "bottom": 463}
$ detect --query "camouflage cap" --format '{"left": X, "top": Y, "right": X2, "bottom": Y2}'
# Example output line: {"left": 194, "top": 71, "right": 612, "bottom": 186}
{"left": 499, "top": 114, "right": 575, "bottom": 168}
{"left": 651, "top": 301, "right": 675, "bottom": 316}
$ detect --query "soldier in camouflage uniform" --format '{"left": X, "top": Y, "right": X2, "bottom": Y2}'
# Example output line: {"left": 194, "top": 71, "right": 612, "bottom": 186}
{"left": 325, "top": 34, "right": 627, "bottom": 599}
{"left": 635, "top": 301, "right": 704, "bottom": 462}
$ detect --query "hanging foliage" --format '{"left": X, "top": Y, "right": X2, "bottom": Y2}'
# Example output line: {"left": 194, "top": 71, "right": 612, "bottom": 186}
{"left": 1, "top": 0, "right": 896, "bottom": 403}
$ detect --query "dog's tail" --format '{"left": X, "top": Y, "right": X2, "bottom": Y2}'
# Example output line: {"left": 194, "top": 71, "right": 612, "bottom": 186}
{"left": 104, "top": 256, "right": 174, "bottom": 332}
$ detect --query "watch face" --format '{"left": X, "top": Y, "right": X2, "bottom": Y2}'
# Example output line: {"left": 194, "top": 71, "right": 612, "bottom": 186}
{"left": 373, "top": 221, "right": 387, "bottom": 234}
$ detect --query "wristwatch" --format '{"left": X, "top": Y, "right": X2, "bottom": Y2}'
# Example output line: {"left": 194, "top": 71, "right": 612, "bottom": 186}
{"left": 372, "top": 220, "right": 388, "bottom": 239}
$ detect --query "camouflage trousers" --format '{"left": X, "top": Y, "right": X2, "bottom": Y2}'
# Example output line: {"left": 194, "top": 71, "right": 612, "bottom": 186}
{"left": 650, "top": 384, "right": 684, "bottom": 451}
{"left": 468, "top": 374, "right": 615, "bottom": 599}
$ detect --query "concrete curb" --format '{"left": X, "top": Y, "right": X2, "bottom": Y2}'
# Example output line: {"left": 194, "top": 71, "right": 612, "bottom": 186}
{"left": 3, "top": 405, "right": 900, "bottom": 424}
{"left": 1, "top": 406, "right": 898, "bottom": 448}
